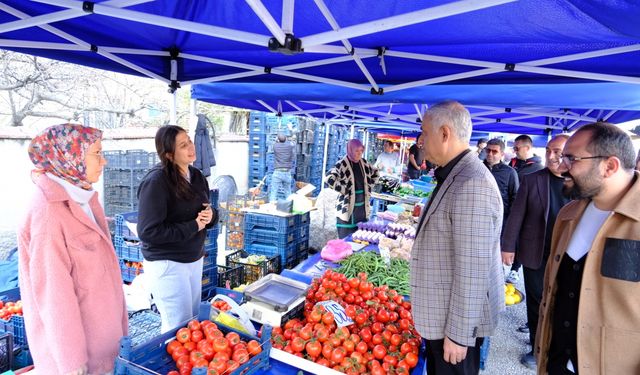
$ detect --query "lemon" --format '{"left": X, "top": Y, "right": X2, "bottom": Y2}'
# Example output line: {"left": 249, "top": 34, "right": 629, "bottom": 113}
{"left": 506, "top": 283, "right": 515, "bottom": 294}
{"left": 505, "top": 295, "right": 516, "bottom": 305}
{"left": 513, "top": 293, "right": 522, "bottom": 303}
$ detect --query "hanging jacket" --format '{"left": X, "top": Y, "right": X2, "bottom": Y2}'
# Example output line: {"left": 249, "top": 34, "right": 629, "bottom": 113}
{"left": 194, "top": 114, "right": 216, "bottom": 177}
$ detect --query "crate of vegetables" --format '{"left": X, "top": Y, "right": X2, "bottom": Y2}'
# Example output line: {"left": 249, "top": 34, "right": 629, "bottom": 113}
{"left": 0, "top": 288, "right": 27, "bottom": 348}
{"left": 114, "top": 303, "right": 271, "bottom": 375}
{"left": 226, "top": 250, "right": 280, "bottom": 284}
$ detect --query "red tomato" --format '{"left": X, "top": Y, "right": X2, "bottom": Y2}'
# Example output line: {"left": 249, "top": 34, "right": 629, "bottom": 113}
{"left": 189, "top": 351, "right": 205, "bottom": 364}
{"left": 191, "top": 330, "right": 204, "bottom": 343}
{"left": 404, "top": 352, "right": 419, "bottom": 368}
{"left": 175, "top": 354, "right": 190, "bottom": 368}
{"left": 331, "top": 346, "right": 347, "bottom": 363}
{"left": 176, "top": 328, "right": 191, "bottom": 344}
{"left": 225, "top": 332, "right": 241, "bottom": 346}
{"left": 291, "top": 337, "right": 306, "bottom": 353}
{"left": 193, "top": 358, "right": 209, "bottom": 369}
{"left": 166, "top": 340, "right": 182, "bottom": 355}
{"left": 179, "top": 363, "right": 193, "bottom": 375}
{"left": 322, "top": 343, "right": 334, "bottom": 360}
{"left": 212, "top": 337, "right": 229, "bottom": 353}
{"left": 306, "top": 340, "right": 322, "bottom": 359}
{"left": 167, "top": 371, "right": 180, "bottom": 375}
{"left": 355, "top": 341, "right": 368, "bottom": 354}
{"left": 372, "top": 345, "right": 387, "bottom": 360}
{"left": 172, "top": 347, "right": 189, "bottom": 362}
{"left": 247, "top": 340, "right": 262, "bottom": 356}
{"left": 232, "top": 349, "right": 250, "bottom": 364}
{"left": 183, "top": 341, "right": 196, "bottom": 352}
{"left": 208, "top": 358, "right": 227, "bottom": 373}
{"left": 187, "top": 319, "right": 201, "bottom": 331}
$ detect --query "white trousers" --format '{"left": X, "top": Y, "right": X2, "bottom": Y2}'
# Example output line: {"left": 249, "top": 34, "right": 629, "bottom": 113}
{"left": 144, "top": 257, "right": 203, "bottom": 333}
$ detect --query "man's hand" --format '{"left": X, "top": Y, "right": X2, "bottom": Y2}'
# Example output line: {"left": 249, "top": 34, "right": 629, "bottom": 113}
{"left": 501, "top": 251, "right": 515, "bottom": 266}
{"left": 443, "top": 336, "right": 468, "bottom": 365}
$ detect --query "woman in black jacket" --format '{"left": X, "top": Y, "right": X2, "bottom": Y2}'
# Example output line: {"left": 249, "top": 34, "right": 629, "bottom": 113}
{"left": 137, "top": 125, "right": 216, "bottom": 332}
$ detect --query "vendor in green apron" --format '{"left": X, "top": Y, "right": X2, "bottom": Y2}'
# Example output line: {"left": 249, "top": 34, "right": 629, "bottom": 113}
{"left": 325, "top": 139, "right": 379, "bottom": 238}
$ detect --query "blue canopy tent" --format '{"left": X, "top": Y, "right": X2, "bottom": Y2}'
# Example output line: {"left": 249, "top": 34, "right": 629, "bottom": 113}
{"left": 1, "top": 0, "right": 639, "bottom": 120}
{"left": 190, "top": 81, "right": 640, "bottom": 141}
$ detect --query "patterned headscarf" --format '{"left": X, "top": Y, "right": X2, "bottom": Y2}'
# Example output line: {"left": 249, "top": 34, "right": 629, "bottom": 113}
{"left": 346, "top": 139, "right": 364, "bottom": 162}
{"left": 28, "top": 124, "right": 103, "bottom": 190}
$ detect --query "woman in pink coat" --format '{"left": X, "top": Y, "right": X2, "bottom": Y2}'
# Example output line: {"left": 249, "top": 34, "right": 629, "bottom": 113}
{"left": 18, "top": 124, "right": 128, "bottom": 375}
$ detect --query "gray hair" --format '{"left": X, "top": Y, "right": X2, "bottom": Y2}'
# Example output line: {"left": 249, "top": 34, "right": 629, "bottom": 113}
{"left": 424, "top": 101, "right": 472, "bottom": 144}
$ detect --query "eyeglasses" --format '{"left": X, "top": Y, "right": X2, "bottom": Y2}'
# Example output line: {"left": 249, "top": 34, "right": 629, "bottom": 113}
{"left": 559, "top": 154, "right": 609, "bottom": 166}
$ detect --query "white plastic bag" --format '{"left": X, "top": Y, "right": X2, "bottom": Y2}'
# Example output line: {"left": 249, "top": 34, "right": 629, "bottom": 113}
{"left": 209, "top": 294, "right": 256, "bottom": 336}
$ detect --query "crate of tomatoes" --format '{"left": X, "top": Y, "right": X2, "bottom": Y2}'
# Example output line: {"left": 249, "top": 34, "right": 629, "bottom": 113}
{"left": 115, "top": 302, "right": 272, "bottom": 375}
{"left": 0, "top": 288, "right": 27, "bottom": 348}
{"left": 269, "top": 270, "right": 424, "bottom": 375}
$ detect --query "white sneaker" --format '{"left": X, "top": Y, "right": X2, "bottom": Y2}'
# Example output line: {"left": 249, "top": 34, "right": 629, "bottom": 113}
{"left": 506, "top": 270, "right": 520, "bottom": 284}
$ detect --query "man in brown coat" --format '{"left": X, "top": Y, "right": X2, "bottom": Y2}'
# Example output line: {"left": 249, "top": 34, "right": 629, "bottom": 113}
{"left": 501, "top": 134, "right": 570, "bottom": 370}
{"left": 536, "top": 122, "right": 640, "bottom": 374}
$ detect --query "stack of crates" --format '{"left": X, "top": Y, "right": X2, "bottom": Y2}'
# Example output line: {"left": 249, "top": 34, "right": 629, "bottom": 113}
{"left": 0, "top": 288, "right": 27, "bottom": 361}
{"left": 309, "top": 123, "right": 327, "bottom": 194}
{"left": 113, "top": 190, "right": 221, "bottom": 300}
{"left": 243, "top": 211, "right": 310, "bottom": 270}
{"left": 103, "top": 149, "right": 158, "bottom": 218}
{"left": 247, "top": 112, "right": 273, "bottom": 188}
{"left": 224, "top": 194, "right": 267, "bottom": 253}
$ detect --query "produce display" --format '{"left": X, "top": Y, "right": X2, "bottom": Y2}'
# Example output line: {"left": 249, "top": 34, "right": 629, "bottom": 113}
{"left": 211, "top": 299, "right": 232, "bottom": 312}
{"left": 378, "top": 237, "right": 414, "bottom": 261}
{"left": 335, "top": 252, "right": 410, "bottom": 296}
{"left": 394, "top": 186, "right": 431, "bottom": 199}
{"left": 0, "top": 298, "right": 23, "bottom": 320}
{"left": 270, "top": 270, "right": 421, "bottom": 374}
{"left": 384, "top": 223, "right": 416, "bottom": 239}
{"left": 164, "top": 319, "right": 263, "bottom": 375}
{"left": 356, "top": 221, "right": 388, "bottom": 233}
{"left": 376, "top": 176, "right": 401, "bottom": 193}
{"left": 226, "top": 231, "right": 244, "bottom": 250}
{"left": 351, "top": 230, "right": 385, "bottom": 245}
{"left": 124, "top": 261, "right": 143, "bottom": 275}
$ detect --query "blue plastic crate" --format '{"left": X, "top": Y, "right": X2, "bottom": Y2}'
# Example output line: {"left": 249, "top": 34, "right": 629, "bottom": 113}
{"left": 244, "top": 228, "right": 297, "bottom": 248}
{"left": 201, "top": 264, "right": 217, "bottom": 291}
{"left": 114, "top": 236, "right": 144, "bottom": 262}
{"left": 105, "top": 185, "right": 138, "bottom": 207}
{"left": 296, "top": 212, "right": 310, "bottom": 226}
{"left": 115, "top": 211, "right": 138, "bottom": 239}
{"left": 248, "top": 140, "right": 267, "bottom": 152}
{"left": 249, "top": 133, "right": 267, "bottom": 143}
{"left": 104, "top": 168, "right": 148, "bottom": 188}
{"left": 244, "top": 212, "right": 297, "bottom": 233}
{"left": 209, "top": 189, "right": 219, "bottom": 209}
{"left": 115, "top": 303, "right": 271, "bottom": 375}
{"left": 204, "top": 226, "right": 219, "bottom": 247}
{"left": 0, "top": 332, "right": 12, "bottom": 373}
{"left": 245, "top": 243, "right": 298, "bottom": 272}
{"left": 202, "top": 250, "right": 216, "bottom": 268}
{"left": 0, "top": 288, "right": 26, "bottom": 348}
{"left": 120, "top": 261, "right": 143, "bottom": 283}
{"left": 127, "top": 310, "right": 161, "bottom": 348}
{"left": 105, "top": 203, "right": 137, "bottom": 218}
{"left": 103, "top": 150, "right": 158, "bottom": 170}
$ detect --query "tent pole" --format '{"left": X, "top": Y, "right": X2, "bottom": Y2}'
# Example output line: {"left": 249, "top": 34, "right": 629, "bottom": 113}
{"left": 257, "top": 100, "right": 278, "bottom": 114}
{"left": 302, "top": 0, "right": 515, "bottom": 48}
{"left": 33, "top": 0, "right": 270, "bottom": 46}
{"left": 350, "top": 124, "right": 355, "bottom": 139}
{"left": 321, "top": 123, "right": 331, "bottom": 191}
{"left": 245, "top": 0, "right": 286, "bottom": 45}
{"left": 169, "top": 92, "right": 177, "bottom": 124}
{"left": 183, "top": 71, "right": 265, "bottom": 86}
{"left": 0, "top": 0, "right": 151, "bottom": 34}
{"left": 281, "top": 0, "right": 295, "bottom": 33}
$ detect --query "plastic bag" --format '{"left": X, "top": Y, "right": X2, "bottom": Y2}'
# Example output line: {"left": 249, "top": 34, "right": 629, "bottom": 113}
{"left": 321, "top": 239, "right": 353, "bottom": 262}
{"left": 209, "top": 294, "right": 256, "bottom": 336}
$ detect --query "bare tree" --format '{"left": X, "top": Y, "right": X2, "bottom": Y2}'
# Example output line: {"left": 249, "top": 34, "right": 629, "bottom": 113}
{"left": 0, "top": 50, "right": 167, "bottom": 128}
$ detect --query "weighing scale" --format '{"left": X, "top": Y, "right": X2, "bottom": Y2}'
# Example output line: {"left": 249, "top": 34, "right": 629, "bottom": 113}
{"left": 241, "top": 274, "right": 309, "bottom": 327}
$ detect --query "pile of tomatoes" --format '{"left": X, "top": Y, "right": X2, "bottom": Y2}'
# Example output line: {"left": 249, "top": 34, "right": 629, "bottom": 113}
{"left": 211, "top": 300, "right": 232, "bottom": 312}
{"left": 0, "top": 299, "right": 23, "bottom": 320}
{"left": 270, "top": 270, "right": 421, "bottom": 374}
{"left": 165, "top": 319, "right": 263, "bottom": 375}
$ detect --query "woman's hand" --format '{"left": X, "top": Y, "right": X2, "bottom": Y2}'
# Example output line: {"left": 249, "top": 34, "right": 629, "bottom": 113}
{"left": 196, "top": 204, "right": 213, "bottom": 231}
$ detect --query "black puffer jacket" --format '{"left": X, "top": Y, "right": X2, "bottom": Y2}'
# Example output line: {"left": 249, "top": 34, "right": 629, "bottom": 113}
{"left": 510, "top": 155, "right": 544, "bottom": 181}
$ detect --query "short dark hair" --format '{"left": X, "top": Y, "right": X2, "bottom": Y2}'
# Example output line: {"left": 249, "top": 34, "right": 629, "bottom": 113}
{"left": 514, "top": 134, "right": 533, "bottom": 145}
{"left": 384, "top": 140, "right": 394, "bottom": 147}
{"left": 486, "top": 138, "right": 505, "bottom": 152}
{"left": 574, "top": 122, "right": 636, "bottom": 170}
{"left": 476, "top": 138, "right": 488, "bottom": 146}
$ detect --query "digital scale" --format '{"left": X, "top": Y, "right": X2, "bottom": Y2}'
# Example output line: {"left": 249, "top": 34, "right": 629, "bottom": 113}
{"left": 241, "top": 274, "right": 309, "bottom": 327}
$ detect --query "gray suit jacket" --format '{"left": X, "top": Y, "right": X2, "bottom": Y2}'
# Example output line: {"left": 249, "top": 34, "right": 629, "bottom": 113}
{"left": 410, "top": 151, "right": 505, "bottom": 346}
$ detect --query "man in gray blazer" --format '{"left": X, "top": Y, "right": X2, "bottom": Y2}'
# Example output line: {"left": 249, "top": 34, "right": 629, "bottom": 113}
{"left": 501, "top": 134, "right": 570, "bottom": 370}
{"left": 410, "top": 101, "right": 504, "bottom": 374}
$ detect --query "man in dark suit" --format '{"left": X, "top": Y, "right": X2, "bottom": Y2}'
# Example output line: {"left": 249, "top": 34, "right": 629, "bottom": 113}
{"left": 411, "top": 101, "right": 504, "bottom": 375}
{"left": 501, "top": 134, "right": 570, "bottom": 370}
